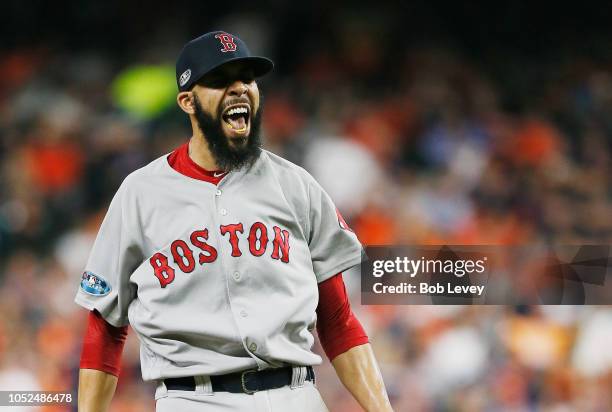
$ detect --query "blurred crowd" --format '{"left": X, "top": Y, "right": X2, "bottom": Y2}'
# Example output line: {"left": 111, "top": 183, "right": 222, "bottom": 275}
{"left": 1, "top": 7, "right": 611, "bottom": 412}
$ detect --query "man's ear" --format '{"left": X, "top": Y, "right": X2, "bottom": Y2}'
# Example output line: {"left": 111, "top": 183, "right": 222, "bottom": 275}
{"left": 177, "top": 91, "right": 195, "bottom": 114}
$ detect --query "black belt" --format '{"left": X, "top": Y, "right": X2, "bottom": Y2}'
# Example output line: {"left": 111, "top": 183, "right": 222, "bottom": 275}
{"left": 164, "top": 366, "right": 315, "bottom": 394}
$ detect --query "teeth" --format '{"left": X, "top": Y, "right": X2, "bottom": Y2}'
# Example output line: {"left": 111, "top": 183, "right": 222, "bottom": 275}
{"left": 225, "top": 107, "right": 248, "bottom": 116}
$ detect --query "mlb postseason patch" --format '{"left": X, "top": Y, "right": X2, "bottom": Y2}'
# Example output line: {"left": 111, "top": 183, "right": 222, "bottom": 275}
{"left": 80, "top": 271, "right": 111, "bottom": 296}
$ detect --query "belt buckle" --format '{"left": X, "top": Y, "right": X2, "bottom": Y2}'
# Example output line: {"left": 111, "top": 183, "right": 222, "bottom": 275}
{"left": 240, "top": 369, "right": 258, "bottom": 394}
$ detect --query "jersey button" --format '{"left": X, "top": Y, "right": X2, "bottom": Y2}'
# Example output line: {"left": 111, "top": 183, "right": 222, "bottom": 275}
{"left": 240, "top": 310, "right": 248, "bottom": 318}
{"left": 233, "top": 271, "right": 241, "bottom": 281}
{"left": 216, "top": 189, "right": 222, "bottom": 196}
{"left": 249, "top": 342, "right": 257, "bottom": 352}
{"left": 220, "top": 208, "right": 227, "bottom": 216}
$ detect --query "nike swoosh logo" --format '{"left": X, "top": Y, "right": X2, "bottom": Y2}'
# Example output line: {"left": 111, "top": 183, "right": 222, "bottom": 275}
{"left": 213, "top": 172, "right": 225, "bottom": 177}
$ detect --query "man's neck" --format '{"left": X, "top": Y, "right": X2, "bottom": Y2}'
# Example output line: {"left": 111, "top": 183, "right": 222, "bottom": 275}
{"left": 188, "top": 134, "right": 220, "bottom": 171}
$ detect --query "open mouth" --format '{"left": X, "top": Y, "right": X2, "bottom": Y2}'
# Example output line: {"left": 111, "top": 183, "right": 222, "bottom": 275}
{"left": 222, "top": 104, "right": 250, "bottom": 134}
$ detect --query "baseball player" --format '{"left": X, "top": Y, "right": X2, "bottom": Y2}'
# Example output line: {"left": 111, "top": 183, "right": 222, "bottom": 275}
{"left": 76, "top": 31, "right": 393, "bottom": 412}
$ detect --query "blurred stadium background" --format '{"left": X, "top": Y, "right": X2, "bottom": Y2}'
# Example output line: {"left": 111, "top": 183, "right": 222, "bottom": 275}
{"left": 1, "top": 1, "right": 611, "bottom": 411}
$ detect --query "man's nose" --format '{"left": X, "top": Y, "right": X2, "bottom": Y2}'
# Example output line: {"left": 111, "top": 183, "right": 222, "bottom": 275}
{"left": 228, "top": 80, "right": 248, "bottom": 97}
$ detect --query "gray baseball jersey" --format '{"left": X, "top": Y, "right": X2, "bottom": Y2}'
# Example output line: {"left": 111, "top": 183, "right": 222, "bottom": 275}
{"left": 74, "top": 149, "right": 362, "bottom": 381}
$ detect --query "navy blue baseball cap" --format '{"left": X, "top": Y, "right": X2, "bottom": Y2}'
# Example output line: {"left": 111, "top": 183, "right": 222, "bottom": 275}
{"left": 176, "top": 31, "right": 274, "bottom": 91}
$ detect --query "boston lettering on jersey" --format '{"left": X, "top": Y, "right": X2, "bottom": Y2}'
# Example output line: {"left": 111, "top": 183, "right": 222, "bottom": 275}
{"left": 149, "top": 221, "right": 290, "bottom": 288}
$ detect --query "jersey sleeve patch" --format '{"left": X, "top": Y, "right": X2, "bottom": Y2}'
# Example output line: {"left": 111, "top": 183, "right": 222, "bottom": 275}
{"left": 80, "top": 271, "right": 112, "bottom": 296}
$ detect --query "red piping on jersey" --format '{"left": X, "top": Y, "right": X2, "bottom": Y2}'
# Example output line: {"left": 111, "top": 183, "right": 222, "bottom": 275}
{"left": 167, "top": 141, "right": 227, "bottom": 185}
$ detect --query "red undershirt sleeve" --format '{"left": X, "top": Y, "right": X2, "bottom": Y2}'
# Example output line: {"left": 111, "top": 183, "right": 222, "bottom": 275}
{"left": 80, "top": 310, "right": 128, "bottom": 377}
{"left": 316, "top": 273, "right": 369, "bottom": 361}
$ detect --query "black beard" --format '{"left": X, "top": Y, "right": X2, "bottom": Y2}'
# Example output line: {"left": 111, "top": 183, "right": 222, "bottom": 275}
{"left": 193, "top": 95, "right": 263, "bottom": 172}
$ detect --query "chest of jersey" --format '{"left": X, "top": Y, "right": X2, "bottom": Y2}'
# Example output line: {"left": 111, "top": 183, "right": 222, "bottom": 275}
{"left": 124, "top": 165, "right": 319, "bottom": 372}
{"left": 134, "top": 169, "right": 308, "bottom": 287}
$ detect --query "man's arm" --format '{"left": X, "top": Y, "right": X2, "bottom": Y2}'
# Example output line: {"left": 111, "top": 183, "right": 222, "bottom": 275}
{"left": 78, "top": 369, "right": 118, "bottom": 412}
{"left": 316, "top": 274, "right": 393, "bottom": 411}
{"left": 331, "top": 343, "right": 393, "bottom": 412}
